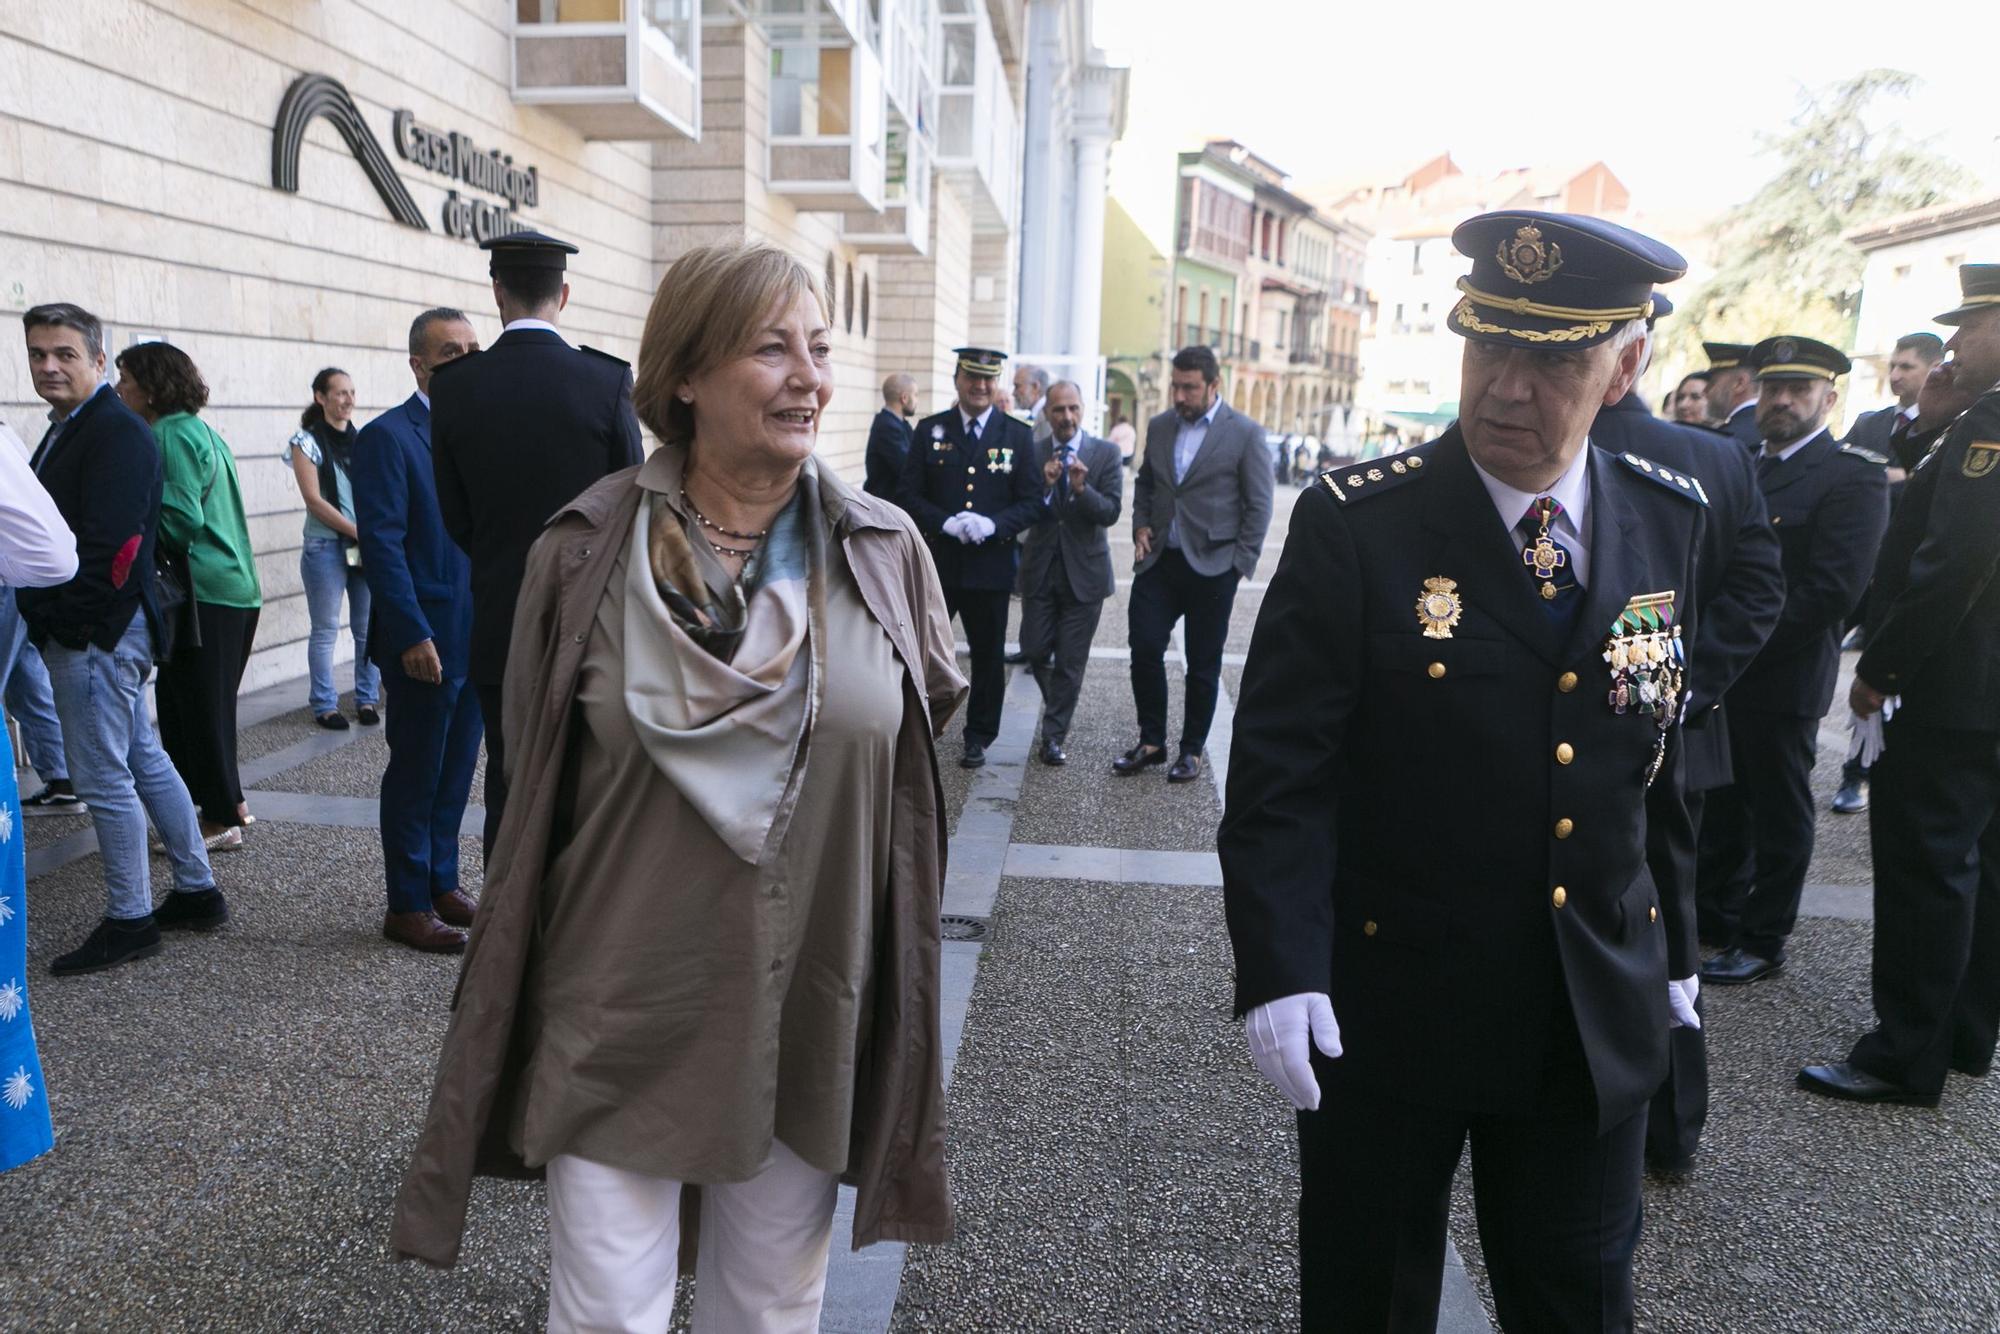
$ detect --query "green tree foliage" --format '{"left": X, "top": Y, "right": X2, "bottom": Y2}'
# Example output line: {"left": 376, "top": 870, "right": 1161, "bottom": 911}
{"left": 1657, "top": 69, "right": 1973, "bottom": 371}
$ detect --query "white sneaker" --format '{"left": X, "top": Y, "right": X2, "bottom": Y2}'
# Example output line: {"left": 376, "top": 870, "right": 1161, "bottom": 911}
{"left": 202, "top": 826, "right": 245, "bottom": 852}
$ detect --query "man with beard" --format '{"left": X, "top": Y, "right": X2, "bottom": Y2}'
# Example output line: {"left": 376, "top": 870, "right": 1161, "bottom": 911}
{"left": 1800, "top": 265, "right": 2000, "bottom": 1105}
{"left": 1702, "top": 342, "right": 1761, "bottom": 450}
{"left": 1699, "top": 336, "right": 1889, "bottom": 985}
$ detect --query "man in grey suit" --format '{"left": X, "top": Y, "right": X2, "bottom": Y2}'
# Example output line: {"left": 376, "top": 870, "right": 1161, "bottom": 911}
{"left": 1118, "top": 345, "right": 1273, "bottom": 783}
{"left": 1020, "top": 381, "right": 1122, "bottom": 765}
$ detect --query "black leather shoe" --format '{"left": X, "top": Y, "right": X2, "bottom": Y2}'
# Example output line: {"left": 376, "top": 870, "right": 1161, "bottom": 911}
{"left": 1039, "top": 739, "right": 1066, "bottom": 766}
{"left": 1112, "top": 743, "right": 1167, "bottom": 775}
{"left": 1797, "top": 1062, "right": 1939, "bottom": 1107}
{"left": 1645, "top": 1154, "right": 1695, "bottom": 1184}
{"left": 356, "top": 705, "right": 382, "bottom": 726}
{"left": 1832, "top": 778, "right": 1869, "bottom": 814}
{"left": 1167, "top": 751, "right": 1204, "bottom": 783}
{"left": 153, "top": 888, "right": 229, "bottom": 932}
{"left": 1003, "top": 648, "right": 1029, "bottom": 665}
{"left": 960, "top": 740, "right": 987, "bottom": 769}
{"left": 1950, "top": 1052, "right": 1992, "bottom": 1078}
{"left": 315, "top": 711, "right": 349, "bottom": 731}
{"left": 51, "top": 917, "right": 163, "bottom": 976}
{"left": 1700, "top": 946, "right": 1784, "bottom": 986}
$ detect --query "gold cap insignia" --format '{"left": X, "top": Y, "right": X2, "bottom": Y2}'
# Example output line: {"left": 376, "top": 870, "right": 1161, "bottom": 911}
{"left": 1497, "top": 225, "right": 1563, "bottom": 285}
{"left": 1416, "top": 576, "right": 1463, "bottom": 641}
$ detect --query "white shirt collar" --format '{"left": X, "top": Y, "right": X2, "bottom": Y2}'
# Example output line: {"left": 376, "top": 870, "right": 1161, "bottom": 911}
{"left": 1763, "top": 426, "right": 1826, "bottom": 463}
{"left": 47, "top": 380, "right": 108, "bottom": 425}
{"left": 960, "top": 404, "right": 994, "bottom": 435}
{"left": 1470, "top": 441, "right": 1594, "bottom": 584}
{"left": 1897, "top": 402, "right": 1919, "bottom": 423}
{"left": 503, "top": 317, "right": 567, "bottom": 344}
{"left": 416, "top": 390, "right": 432, "bottom": 411}
{"left": 1731, "top": 398, "right": 1759, "bottom": 419}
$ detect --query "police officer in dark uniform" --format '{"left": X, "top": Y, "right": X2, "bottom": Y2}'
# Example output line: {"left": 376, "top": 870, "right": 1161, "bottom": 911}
{"left": 1800, "top": 264, "right": 2000, "bottom": 1105}
{"left": 1590, "top": 296, "right": 1785, "bottom": 1176}
{"left": 897, "top": 347, "right": 1042, "bottom": 768}
{"left": 1699, "top": 336, "right": 1890, "bottom": 985}
{"left": 1222, "top": 211, "right": 1706, "bottom": 1332}
{"left": 1701, "top": 342, "right": 1760, "bottom": 449}
{"left": 430, "top": 230, "right": 644, "bottom": 850}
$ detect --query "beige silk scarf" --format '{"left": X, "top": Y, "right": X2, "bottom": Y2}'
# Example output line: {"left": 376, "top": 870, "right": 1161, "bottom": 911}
{"left": 621, "top": 448, "right": 827, "bottom": 862}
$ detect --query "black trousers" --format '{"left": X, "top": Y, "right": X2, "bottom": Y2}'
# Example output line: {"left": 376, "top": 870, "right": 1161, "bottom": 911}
{"left": 944, "top": 587, "right": 1009, "bottom": 747}
{"left": 1697, "top": 707, "right": 1818, "bottom": 958}
{"left": 1848, "top": 719, "right": 2000, "bottom": 1093}
{"left": 155, "top": 601, "right": 258, "bottom": 827}
{"left": 1299, "top": 1059, "right": 1643, "bottom": 1334}
{"left": 1019, "top": 554, "right": 1103, "bottom": 747}
{"left": 1644, "top": 779, "right": 1708, "bottom": 1168}
{"left": 1127, "top": 547, "right": 1239, "bottom": 754}
{"left": 477, "top": 682, "right": 507, "bottom": 858}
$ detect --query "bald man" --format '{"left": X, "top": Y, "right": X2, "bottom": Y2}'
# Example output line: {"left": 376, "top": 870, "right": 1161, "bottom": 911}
{"left": 865, "top": 372, "right": 918, "bottom": 501}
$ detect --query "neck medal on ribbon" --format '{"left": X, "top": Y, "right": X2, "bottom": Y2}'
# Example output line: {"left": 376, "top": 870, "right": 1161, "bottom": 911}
{"left": 1522, "top": 497, "right": 1566, "bottom": 600}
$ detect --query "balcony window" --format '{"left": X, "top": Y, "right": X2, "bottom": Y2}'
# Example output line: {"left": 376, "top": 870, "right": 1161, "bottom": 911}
{"left": 513, "top": 0, "right": 699, "bottom": 138}
{"left": 769, "top": 35, "right": 886, "bottom": 211}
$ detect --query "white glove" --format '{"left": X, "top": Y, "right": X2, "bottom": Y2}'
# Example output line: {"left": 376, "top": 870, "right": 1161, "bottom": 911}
{"left": 1245, "top": 992, "right": 1343, "bottom": 1111}
{"left": 1668, "top": 976, "right": 1701, "bottom": 1030}
{"left": 965, "top": 513, "right": 997, "bottom": 544}
{"left": 941, "top": 513, "right": 975, "bottom": 544}
{"left": 1846, "top": 710, "right": 1885, "bottom": 768}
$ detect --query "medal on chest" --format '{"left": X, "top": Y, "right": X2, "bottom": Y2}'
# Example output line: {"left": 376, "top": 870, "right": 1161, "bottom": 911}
{"left": 931, "top": 423, "right": 951, "bottom": 453}
{"left": 1602, "top": 592, "right": 1686, "bottom": 787}
{"left": 987, "top": 447, "right": 1013, "bottom": 473}
{"left": 1415, "top": 576, "right": 1463, "bottom": 640}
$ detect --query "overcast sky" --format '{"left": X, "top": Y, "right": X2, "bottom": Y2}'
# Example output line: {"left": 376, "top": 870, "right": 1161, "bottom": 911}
{"left": 1092, "top": 0, "right": 2000, "bottom": 253}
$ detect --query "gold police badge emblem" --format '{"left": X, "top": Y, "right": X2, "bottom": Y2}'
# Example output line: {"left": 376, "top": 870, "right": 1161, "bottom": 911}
{"left": 1963, "top": 441, "right": 1999, "bottom": 479}
{"left": 1416, "top": 577, "right": 1463, "bottom": 640}
{"left": 1496, "top": 225, "right": 1563, "bottom": 285}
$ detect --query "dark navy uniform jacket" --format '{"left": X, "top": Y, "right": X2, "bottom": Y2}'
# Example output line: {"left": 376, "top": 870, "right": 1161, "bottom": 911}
{"left": 1859, "top": 388, "right": 2000, "bottom": 731}
{"left": 1724, "top": 401, "right": 1761, "bottom": 451}
{"left": 1591, "top": 392, "right": 1783, "bottom": 787}
{"left": 1220, "top": 428, "right": 1706, "bottom": 1129}
{"left": 430, "top": 327, "right": 643, "bottom": 685}
{"left": 352, "top": 393, "right": 473, "bottom": 681}
{"left": 863, "top": 407, "right": 911, "bottom": 501}
{"left": 897, "top": 405, "right": 1043, "bottom": 591}
{"left": 1729, "top": 428, "right": 1890, "bottom": 718}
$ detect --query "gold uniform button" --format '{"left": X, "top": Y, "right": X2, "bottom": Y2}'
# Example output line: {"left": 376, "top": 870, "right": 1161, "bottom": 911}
{"left": 1554, "top": 818, "right": 1574, "bottom": 839}
{"left": 1558, "top": 671, "right": 1578, "bottom": 693}
{"left": 1650, "top": 906, "right": 1659, "bottom": 923}
{"left": 1552, "top": 886, "right": 1567, "bottom": 909}
{"left": 964, "top": 501, "right": 974, "bottom": 509}
{"left": 1363, "top": 921, "right": 1378, "bottom": 937}
{"left": 1427, "top": 662, "right": 1447, "bottom": 679}
{"left": 1556, "top": 742, "right": 1575, "bottom": 765}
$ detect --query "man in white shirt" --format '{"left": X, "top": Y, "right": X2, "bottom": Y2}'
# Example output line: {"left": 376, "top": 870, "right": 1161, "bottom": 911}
{"left": 0, "top": 420, "right": 80, "bottom": 811}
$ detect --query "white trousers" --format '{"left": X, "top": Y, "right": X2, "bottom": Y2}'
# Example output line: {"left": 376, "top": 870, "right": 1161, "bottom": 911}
{"left": 545, "top": 1141, "right": 839, "bottom": 1334}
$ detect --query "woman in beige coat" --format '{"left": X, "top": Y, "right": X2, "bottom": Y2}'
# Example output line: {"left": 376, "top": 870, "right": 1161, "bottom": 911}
{"left": 390, "top": 242, "right": 966, "bottom": 1331}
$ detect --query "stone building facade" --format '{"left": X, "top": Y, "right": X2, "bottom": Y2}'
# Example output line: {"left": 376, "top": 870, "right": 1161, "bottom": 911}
{"left": 0, "top": 0, "right": 1119, "bottom": 692}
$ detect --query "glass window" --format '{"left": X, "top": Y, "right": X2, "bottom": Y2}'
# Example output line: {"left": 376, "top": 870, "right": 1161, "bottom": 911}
{"left": 937, "top": 92, "right": 972, "bottom": 157}
{"left": 940, "top": 23, "right": 975, "bottom": 86}
{"left": 519, "top": 0, "right": 623, "bottom": 19}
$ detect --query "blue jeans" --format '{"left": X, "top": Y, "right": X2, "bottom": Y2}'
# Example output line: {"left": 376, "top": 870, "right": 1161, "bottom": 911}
{"left": 301, "top": 537, "right": 378, "bottom": 715}
{"left": 0, "top": 590, "right": 67, "bottom": 782}
{"left": 41, "top": 615, "right": 213, "bottom": 920}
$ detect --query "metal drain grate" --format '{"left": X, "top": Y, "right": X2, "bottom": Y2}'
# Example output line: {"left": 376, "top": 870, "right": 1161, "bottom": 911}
{"left": 940, "top": 914, "right": 991, "bottom": 942}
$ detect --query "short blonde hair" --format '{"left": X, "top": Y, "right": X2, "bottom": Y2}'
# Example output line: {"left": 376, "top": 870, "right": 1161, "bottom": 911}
{"left": 633, "top": 241, "right": 832, "bottom": 447}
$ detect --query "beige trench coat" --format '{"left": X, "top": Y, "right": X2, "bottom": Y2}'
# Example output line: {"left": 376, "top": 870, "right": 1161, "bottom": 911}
{"left": 389, "top": 459, "right": 967, "bottom": 1266}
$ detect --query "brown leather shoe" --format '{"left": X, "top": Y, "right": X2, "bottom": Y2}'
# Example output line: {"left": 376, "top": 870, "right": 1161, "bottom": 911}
{"left": 383, "top": 910, "right": 467, "bottom": 954}
{"left": 432, "top": 889, "right": 479, "bottom": 928}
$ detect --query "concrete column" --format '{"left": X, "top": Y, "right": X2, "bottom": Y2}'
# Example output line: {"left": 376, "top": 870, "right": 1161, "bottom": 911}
{"left": 1065, "top": 128, "right": 1111, "bottom": 370}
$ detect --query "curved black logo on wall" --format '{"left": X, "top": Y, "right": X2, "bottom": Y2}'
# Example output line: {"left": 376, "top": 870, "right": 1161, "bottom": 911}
{"left": 271, "top": 74, "right": 428, "bottom": 230}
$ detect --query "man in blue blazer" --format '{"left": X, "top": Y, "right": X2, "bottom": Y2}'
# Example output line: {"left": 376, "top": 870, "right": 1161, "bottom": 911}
{"left": 352, "top": 308, "right": 485, "bottom": 956}
{"left": 863, "top": 373, "right": 916, "bottom": 501}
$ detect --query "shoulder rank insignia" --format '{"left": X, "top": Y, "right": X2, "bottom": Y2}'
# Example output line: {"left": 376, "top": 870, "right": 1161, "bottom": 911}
{"left": 1618, "top": 451, "right": 1709, "bottom": 506}
{"left": 1319, "top": 450, "right": 1427, "bottom": 503}
{"left": 1839, "top": 443, "right": 1890, "bottom": 466}
{"left": 578, "top": 344, "right": 630, "bottom": 367}
{"left": 1964, "top": 441, "right": 2000, "bottom": 480}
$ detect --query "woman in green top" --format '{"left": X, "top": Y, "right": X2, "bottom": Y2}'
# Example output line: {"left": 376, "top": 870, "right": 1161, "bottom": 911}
{"left": 114, "top": 342, "right": 262, "bottom": 847}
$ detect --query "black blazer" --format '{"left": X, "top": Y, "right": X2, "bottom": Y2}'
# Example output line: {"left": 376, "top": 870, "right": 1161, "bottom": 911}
{"left": 1859, "top": 388, "right": 2000, "bottom": 731}
{"left": 1590, "top": 392, "right": 1784, "bottom": 787}
{"left": 897, "top": 406, "right": 1043, "bottom": 592}
{"left": 1724, "top": 402, "right": 1761, "bottom": 451}
{"left": 1842, "top": 404, "right": 1902, "bottom": 457}
{"left": 1018, "top": 433, "right": 1123, "bottom": 603}
{"left": 1730, "top": 428, "right": 1890, "bottom": 718}
{"left": 19, "top": 383, "right": 162, "bottom": 653}
{"left": 431, "top": 327, "right": 643, "bottom": 685}
{"left": 863, "top": 408, "right": 911, "bottom": 501}
{"left": 1221, "top": 430, "right": 1706, "bottom": 1128}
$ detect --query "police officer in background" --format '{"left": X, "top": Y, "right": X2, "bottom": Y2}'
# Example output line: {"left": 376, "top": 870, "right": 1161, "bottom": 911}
{"left": 1222, "top": 212, "right": 1706, "bottom": 1331}
{"left": 1702, "top": 342, "right": 1760, "bottom": 450}
{"left": 1589, "top": 295, "right": 1785, "bottom": 1178}
{"left": 431, "top": 230, "right": 644, "bottom": 851}
{"left": 897, "top": 347, "right": 1042, "bottom": 768}
{"left": 1699, "top": 337, "right": 1890, "bottom": 984}
{"left": 1801, "top": 264, "right": 2000, "bottom": 1106}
